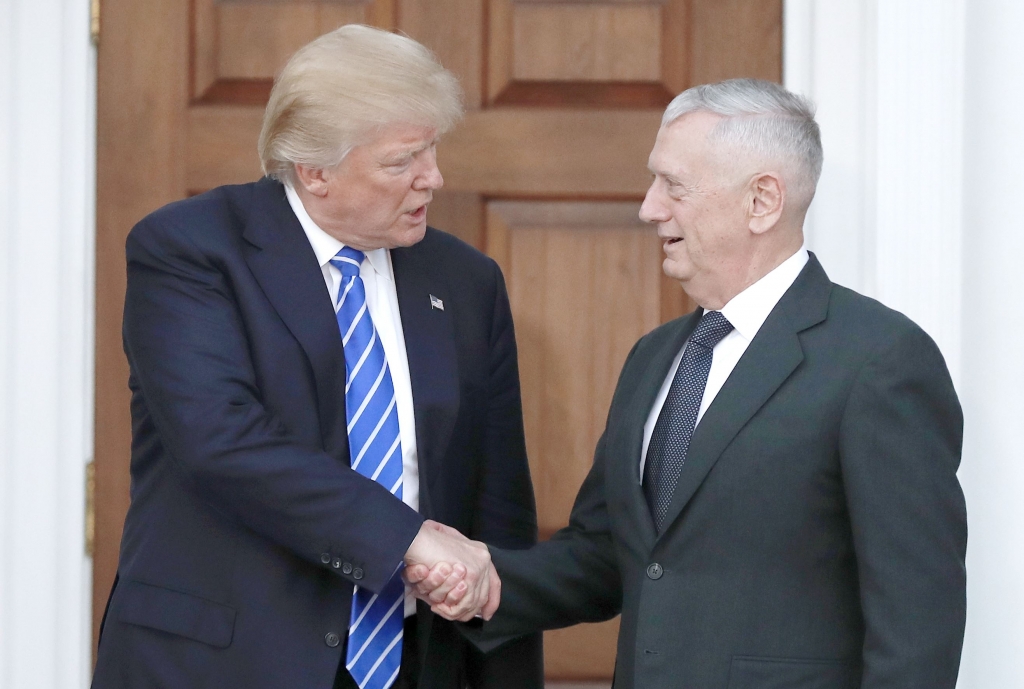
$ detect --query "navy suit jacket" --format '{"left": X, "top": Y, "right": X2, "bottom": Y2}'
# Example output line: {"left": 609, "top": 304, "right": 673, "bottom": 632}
{"left": 92, "top": 178, "right": 542, "bottom": 689}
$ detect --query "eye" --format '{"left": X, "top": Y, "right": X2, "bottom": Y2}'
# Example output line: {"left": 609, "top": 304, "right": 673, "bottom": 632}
{"left": 385, "top": 157, "right": 412, "bottom": 170}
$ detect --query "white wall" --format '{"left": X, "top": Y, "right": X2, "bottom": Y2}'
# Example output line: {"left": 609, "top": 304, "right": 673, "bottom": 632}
{"left": 959, "top": 2, "right": 1024, "bottom": 684}
{"left": 785, "top": 0, "right": 965, "bottom": 381}
{"left": 785, "top": 1, "right": 1024, "bottom": 686}
{"left": 0, "top": 0, "right": 96, "bottom": 687}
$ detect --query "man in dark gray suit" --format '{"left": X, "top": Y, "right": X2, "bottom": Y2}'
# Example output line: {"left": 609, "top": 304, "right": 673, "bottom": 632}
{"left": 409, "top": 78, "right": 967, "bottom": 689}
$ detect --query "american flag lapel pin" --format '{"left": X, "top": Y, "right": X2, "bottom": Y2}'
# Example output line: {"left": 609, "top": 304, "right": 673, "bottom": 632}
{"left": 429, "top": 294, "right": 444, "bottom": 311}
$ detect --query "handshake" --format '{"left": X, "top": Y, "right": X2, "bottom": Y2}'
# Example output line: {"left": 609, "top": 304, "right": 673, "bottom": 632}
{"left": 402, "top": 520, "right": 500, "bottom": 622}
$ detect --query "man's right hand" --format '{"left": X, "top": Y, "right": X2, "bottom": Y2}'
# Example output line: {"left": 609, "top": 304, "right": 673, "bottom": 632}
{"left": 403, "top": 520, "right": 501, "bottom": 622}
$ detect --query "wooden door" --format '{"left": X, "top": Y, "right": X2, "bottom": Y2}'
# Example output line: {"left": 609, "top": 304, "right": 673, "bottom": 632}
{"left": 94, "top": 0, "right": 781, "bottom": 681}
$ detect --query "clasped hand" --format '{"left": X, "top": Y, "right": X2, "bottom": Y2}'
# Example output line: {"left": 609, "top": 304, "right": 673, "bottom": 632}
{"left": 403, "top": 520, "right": 500, "bottom": 621}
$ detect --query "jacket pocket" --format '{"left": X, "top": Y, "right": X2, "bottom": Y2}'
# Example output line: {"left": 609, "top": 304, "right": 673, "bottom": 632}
{"left": 728, "top": 655, "right": 859, "bottom": 689}
{"left": 116, "top": 578, "right": 236, "bottom": 648}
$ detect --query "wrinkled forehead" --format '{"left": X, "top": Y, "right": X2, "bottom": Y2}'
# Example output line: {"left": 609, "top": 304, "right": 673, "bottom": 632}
{"left": 648, "top": 111, "right": 724, "bottom": 176}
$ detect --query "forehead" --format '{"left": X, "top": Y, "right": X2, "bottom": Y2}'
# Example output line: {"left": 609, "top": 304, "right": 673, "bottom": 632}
{"left": 367, "top": 122, "right": 438, "bottom": 153}
{"left": 648, "top": 111, "right": 722, "bottom": 175}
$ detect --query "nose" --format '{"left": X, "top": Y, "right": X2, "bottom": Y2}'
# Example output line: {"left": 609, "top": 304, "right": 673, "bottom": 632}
{"left": 414, "top": 147, "right": 444, "bottom": 191}
{"left": 639, "top": 180, "right": 669, "bottom": 224}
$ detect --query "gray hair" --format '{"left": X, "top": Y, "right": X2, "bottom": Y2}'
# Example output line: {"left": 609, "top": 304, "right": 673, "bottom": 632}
{"left": 663, "top": 78, "right": 822, "bottom": 208}
{"left": 258, "top": 25, "right": 464, "bottom": 184}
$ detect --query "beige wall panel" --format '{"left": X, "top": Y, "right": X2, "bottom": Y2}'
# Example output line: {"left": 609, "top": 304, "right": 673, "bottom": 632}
{"left": 193, "top": 0, "right": 218, "bottom": 97}
{"left": 400, "top": 0, "right": 484, "bottom": 109}
{"left": 427, "top": 192, "right": 484, "bottom": 249}
{"left": 187, "top": 108, "right": 662, "bottom": 194}
{"left": 545, "top": 619, "right": 620, "bottom": 679}
{"left": 490, "top": 201, "right": 661, "bottom": 532}
{"left": 216, "top": 3, "right": 368, "bottom": 80}
{"left": 689, "top": 0, "right": 783, "bottom": 84}
{"left": 511, "top": 3, "right": 662, "bottom": 82}
{"left": 490, "top": 200, "right": 656, "bottom": 681}
{"left": 95, "top": 0, "right": 192, "bottom": 651}
{"left": 487, "top": 0, "right": 515, "bottom": 101}
{"left": 187, "top": 106, "right": 264, "bottom": 191}
{"left": 100, "top": 0, "right": 778, "bottom": 678}
{"left": 441, "top": 111, "right": 662, "bottom": 194}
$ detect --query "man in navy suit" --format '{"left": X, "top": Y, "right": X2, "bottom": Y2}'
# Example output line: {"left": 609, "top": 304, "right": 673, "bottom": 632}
{"left": 92, "top": 25, "right": 541, "bottom": 689}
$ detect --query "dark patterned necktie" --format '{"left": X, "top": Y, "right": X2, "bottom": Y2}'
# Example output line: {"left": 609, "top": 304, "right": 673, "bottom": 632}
{"left": 643, "top": 310, "right": 734, "bottom": 532}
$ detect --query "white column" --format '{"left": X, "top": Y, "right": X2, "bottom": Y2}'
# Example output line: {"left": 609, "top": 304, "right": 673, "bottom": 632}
{"left": 0, "top": 0, "right": 96, "bottom": 687}
{"left": 786, "top": 1, "right": 1024, "bottom": 687}
{"left": 784, "top": 0, "right": 877, "bottom": 298}
{"left": 959, "top": 2, "right": 1024, "bottom": 687}
{"left": 784, "top": 0, "right": 965, "bottom": 384}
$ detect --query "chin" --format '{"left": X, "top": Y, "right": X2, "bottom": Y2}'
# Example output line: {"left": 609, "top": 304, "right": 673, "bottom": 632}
{"left": 390, "top": 223, "right": 428, "bottom": 248}
{"left": 662, "top": 256, "right": 694, "bottom": 282}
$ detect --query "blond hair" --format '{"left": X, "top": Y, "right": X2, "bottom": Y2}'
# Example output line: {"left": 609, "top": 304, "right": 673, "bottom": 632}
{"left": 258, "top": 25, "right": 464, "bottom": 184}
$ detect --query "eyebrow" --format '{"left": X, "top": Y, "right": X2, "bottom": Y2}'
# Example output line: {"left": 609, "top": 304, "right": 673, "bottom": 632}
{"left": 384, "top": 138, "right": 438, "bottom": 161}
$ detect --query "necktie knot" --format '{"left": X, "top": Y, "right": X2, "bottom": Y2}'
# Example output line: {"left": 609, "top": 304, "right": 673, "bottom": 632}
{"left": 330, "top": 247, "right": 365, "bottom": 277}
{"left": 690, "top": 310, "right": 733, "bottom": 349}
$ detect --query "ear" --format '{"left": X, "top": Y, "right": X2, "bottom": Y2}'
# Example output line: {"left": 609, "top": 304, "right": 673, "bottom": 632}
{"left": 748, "top": 172, "right": 785, "bottom": 235}
{"left": 293, "top": 164, "right": 330, "bottom": 198}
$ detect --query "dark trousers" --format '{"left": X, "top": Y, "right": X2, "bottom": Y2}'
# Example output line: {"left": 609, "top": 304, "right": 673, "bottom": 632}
{"left": 334, "top": 615, "right": 419, "bottom": 689}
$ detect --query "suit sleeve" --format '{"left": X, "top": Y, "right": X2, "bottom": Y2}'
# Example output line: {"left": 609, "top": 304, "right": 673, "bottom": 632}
{"left": 464, "top": 261, "right": 544, "bottom": 688}
{"left": 469, "top": 263, "right": 538, "bottom": 548}
{"left": 123, "top": 218, "right": 423, "bottom": 593}
{"left": 838, "top": 324, "right": 967, "bottom": 688}
{"left": 484, "top": 429, "right": 623, "bottom": 639}
{"left": 466, "top": 341, "right": 639, "bottom": 650}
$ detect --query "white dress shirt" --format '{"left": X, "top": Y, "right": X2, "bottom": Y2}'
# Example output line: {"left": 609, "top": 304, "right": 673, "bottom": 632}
{"left": 640, "top": 248, "right": 809, "bottom": 479}
{"left": 285, "top": 185, "right": 420, "bottom": 615}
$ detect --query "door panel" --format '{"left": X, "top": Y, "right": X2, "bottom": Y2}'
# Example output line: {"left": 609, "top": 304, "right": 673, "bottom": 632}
{"left": 95, "top": 0, "right": 781, "bottom": 680}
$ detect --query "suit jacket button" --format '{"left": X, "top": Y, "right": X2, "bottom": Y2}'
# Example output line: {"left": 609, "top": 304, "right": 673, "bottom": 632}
{"left": 321, "top": 553, "right": 331, "bottom": 565}
{"left": 342, "top": 563, "right": 353, "bottom": 575}
{"left": 647, "top": 563, "right": 663, "bottom": 580}
{"left": 353, "top": 568, "right": 364, "bottom": 580}
{"left": 325, "top": 632, "right": 341, "bottom": 648}
{"left": 332, "top": 558, "right": 342, "bottom": 569}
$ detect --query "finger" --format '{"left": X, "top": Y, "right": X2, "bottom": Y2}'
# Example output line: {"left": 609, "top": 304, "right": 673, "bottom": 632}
{"left": 402, "top": 564, "right": 430, "bottom": 585}
{"left": 426, "top": 570, "right": 467, "bottom": 605}
{"left": 430, "top": 601, "right": 472, "bottom": 621}
{"left": 411, "top": 562, "right": 449, "bottom": 597}
{"left": 412, "top": 562, "right": 455, "bottom": 597}
{"left": 432, "top": 573, "right": 484, "bottom": 621}
{"left": 442, "top": 579, "right": 469, "bottom": 606}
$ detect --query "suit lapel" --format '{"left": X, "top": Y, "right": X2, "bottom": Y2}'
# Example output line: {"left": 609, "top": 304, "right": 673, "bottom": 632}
{"left": 240, "top": 179, "right": 350, "bottom": 460}
{"left": 391, "top": 242, "right": 459, "bottom": 520}
{"left": 658, "top": 256, "right": 833, "bottom": 536}
{"left": 618, "top": 309, "right": 703, "bottom": 546}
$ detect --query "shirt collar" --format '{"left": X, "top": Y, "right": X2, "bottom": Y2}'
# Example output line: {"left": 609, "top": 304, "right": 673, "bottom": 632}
{"left": 284, "top": 183, "right": 392, "bottom": 281}
{"left": 718, "top": 247, "right": 809, "bottom": 342}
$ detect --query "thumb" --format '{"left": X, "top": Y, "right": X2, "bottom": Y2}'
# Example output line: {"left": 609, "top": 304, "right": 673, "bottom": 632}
{"left": 403, "top": 563, "right": 430, "bottom": 584}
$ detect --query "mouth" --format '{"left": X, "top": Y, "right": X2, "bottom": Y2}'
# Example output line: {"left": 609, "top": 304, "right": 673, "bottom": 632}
{"left": 406, "top": 204, "right": 428, "bottom": 221}
{"left": 662, "top": 236, "right": 683, "bottom": 246}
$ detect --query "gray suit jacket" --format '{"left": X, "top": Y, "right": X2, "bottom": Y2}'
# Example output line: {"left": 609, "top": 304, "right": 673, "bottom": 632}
{"left": 477, "top": 255, "right": 966, "bottom": 689}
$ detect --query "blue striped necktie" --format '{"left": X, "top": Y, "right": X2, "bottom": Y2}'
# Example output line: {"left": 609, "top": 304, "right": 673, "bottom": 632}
{"left": 330, "top": 247, "right": 405, "bottom": 689}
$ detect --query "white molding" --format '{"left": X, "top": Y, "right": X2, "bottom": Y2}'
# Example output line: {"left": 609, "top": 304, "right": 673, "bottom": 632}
{"left": 873, "top": 0, "right": 965, "bottom": 385}
{"left": 785, "top": 3, "right": 1024, "bottom": 688}
{"left": 783, "top": 0, "right": 963, "bottom": 385}
{"left": 784, "top": 0, "right": 877, "bottom": 298}
{"left": 0, "top": 0, "right": 95, "bottom": 687}
{"left": 959, "top": 4, "right": 1024, "bottom": 688}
